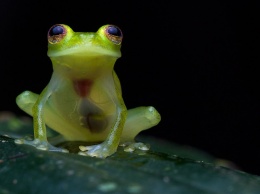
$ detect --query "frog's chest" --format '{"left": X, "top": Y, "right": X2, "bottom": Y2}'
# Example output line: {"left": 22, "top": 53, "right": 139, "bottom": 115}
{"left": 47, "top": 78, "right": 117, "bottom": 139}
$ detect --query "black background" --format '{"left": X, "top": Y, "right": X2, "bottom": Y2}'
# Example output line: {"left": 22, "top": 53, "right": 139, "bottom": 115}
{"left": 0, "top": 1, "right": 259, "bottom": 175}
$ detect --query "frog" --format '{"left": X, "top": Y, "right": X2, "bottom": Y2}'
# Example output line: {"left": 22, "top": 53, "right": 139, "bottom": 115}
{"left": 15, "top": 24, "right": 161, "bottom": 158}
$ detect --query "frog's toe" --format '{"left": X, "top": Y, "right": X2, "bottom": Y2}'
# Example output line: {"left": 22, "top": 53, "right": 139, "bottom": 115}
{"left": 15, "top": 138, "right": 69, "bottom": 153}
{"left": 78, "top": 143, "right": 116, "bottom": 158}
{"left": 120, "top": 142, "right": 150, "bottom": 152}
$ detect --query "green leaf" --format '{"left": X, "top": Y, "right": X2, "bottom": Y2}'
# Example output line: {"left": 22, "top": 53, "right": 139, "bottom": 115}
{"left": 0, "top": 117, "right": 260, "bottom": 194}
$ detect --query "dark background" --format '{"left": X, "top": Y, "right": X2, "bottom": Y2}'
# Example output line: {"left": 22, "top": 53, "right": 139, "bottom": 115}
{"left": 0, "top": 1, "right": 259, "bottom": 175}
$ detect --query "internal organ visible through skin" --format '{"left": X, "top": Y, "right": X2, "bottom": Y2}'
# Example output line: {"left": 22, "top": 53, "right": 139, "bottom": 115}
{"left": 73, "top": 79, "right": 107, "bottom": 133}
{"left": 73, "top": 79, "right": 92, "bottom": 98}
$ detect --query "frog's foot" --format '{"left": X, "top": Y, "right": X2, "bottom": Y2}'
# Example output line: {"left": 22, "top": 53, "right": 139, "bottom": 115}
{"left": 78, "top": 142, "right": 116, "bottom": 158}
{"left": 15, "top": 137, "right": 69, "bottom": 153}
{"left": 120, "top": 142, "right": 150, "bottom": 152}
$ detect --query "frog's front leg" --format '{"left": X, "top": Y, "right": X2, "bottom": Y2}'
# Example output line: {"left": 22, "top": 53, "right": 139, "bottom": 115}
{"left": 15, "top": 73, "right": 68, "bottom": 153}
{"left": 79, "top": 74, "right": 127, "bottom": 158}
{"left": 79, "top": 104, "right": 127, "bottom": 158}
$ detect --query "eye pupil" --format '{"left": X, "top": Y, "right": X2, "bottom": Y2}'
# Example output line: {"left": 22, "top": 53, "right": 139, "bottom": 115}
{"left": 107, "top": 26, "right": 122, "bottom": 36}
{"left": 49, "top": 25, "right": 64, "bottom": 36}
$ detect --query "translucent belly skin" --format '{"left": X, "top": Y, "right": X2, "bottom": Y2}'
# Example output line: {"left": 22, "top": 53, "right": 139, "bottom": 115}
{"left": 45, "top": 76, "right": 117, "bottom": 141}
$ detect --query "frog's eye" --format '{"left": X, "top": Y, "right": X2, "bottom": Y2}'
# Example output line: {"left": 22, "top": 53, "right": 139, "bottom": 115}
{"left": 105, "top": 25, "right": 123, "bottom": 45}
{"left": 48, "top": 24, "right": 67, "bottom": 44}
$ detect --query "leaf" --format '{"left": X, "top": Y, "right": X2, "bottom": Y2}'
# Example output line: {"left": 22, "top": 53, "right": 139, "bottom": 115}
{"left": 0, "top": 117, "right": 260, "bottom": 194}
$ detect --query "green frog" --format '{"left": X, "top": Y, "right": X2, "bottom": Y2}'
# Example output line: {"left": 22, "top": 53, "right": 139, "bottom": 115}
{"left": 15, "top": 24, "right": 161, "bottom": 158}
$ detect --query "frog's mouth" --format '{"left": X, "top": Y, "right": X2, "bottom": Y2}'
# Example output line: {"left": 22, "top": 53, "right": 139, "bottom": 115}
{"left": 47, "top": 45, "right": 121, "bottom": 58}
{"left": 50, "top": 52, "right": 118, "bottom": 79}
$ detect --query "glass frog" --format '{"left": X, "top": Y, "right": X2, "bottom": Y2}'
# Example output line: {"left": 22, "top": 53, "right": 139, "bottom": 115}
{"left": 15, "top": 24, "right": 161, "bottom": 158}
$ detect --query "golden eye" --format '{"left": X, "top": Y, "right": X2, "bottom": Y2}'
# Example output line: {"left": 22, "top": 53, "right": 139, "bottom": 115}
{"left": 48, "top": 24, "right": 66, "bottom": 44}
{"left": 105, "top": 25, "right": 123, "bottom": 45}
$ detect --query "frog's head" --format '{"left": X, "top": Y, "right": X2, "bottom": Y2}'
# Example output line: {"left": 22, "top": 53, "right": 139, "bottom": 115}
{"left": 47, "top": 24, "right": 123, "bottom": 78}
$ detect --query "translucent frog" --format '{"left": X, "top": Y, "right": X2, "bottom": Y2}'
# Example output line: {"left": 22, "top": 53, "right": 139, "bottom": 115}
{"left": 15, "top": 24, "right": 161, "bottom": 158}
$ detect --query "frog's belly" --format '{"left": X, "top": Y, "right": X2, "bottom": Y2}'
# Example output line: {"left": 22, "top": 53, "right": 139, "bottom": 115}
{"left": 45, "top": 81, "right": 116, "bottom": 142}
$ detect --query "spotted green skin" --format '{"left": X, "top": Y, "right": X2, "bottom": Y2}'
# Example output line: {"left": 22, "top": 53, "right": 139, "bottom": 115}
{"left": 16, "top": 24, "right": 161, "bottom": 158}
